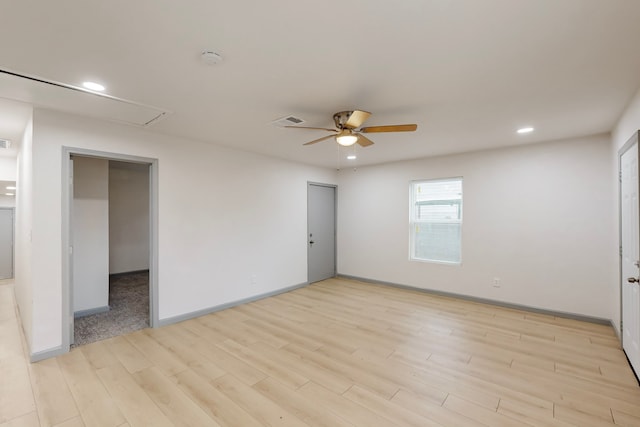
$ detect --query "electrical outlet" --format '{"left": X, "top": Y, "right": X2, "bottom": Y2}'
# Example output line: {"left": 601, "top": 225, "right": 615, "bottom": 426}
{"left": 493, "top": 277, "right": 501, "bottom": 288}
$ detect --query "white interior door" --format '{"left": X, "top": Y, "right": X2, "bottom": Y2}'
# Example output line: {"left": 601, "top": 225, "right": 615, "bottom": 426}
{"left": 0, "top": 208, "right": 14, "bottom": 279}
{"left": 308, "top": 183, "right": 336, "bottom": 284}
{"left": 621, "top": 139, "right": 640, "bottom": 376}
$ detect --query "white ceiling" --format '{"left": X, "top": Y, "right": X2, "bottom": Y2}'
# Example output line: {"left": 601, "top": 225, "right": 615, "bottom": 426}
{"left": 1, "top": 0, "right": 639, "bottom": 168}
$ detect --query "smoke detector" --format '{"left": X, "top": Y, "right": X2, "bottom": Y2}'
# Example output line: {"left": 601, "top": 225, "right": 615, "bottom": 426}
{"left": 201, "top": 51, "right": 222, "bottom": 65}
{"left": 0, "top": 139, "right": 10, "bottom": 149}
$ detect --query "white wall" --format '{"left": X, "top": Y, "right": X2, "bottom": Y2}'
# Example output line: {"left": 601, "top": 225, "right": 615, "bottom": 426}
{"left": 28, "top": 108, "right": 336, "bottom": 356}
{"left": 109, "top": 162, "right": 149, "bottom": 274}
{"left": 72, "top": 156, "right": 109, "bottom": 313}
{"left": 613, "top": 88, "right": 640, "bottom": 150}
{"left": 338, "top": 134, "right": 616, "bottom": 319}
{"left": 0, "top": 156, "right": 16, "bottom": 181}
{"left": 611, "top": 85, "right": 640, "bottom": 335}
{"left": 14, "top": 113, "right": 33, "bottom": 349}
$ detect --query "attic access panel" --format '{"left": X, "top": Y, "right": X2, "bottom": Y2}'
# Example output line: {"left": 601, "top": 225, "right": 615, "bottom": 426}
{"left": 0, "top": 69, "right": 170, "bottom": 127}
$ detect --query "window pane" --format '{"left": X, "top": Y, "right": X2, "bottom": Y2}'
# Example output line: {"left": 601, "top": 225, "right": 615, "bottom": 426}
{"left": 416, "top": 202, "right": 461, "bottom": 221}
{"left": 411, "top": 178, "right": 462, "bottom": 264}
{"left": 416, "top": 180, "right": 462, "bottom": 202}
{"left": 413, "top": 222, "right": 461, "bottom": 263}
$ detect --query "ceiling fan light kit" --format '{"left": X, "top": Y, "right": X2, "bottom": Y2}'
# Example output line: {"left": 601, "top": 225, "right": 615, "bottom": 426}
{"left": 336, "top": 130, "right": 358, "bottom": 146}
{"left": 285, "top": 110, "right": 417, "bottom": 148}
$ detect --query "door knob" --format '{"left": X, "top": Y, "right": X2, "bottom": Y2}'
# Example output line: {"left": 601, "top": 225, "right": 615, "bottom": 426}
{"left": 309, "top": 240, "right": 315, "bottom": 245}
{"left": 628, "top": 277, "right": 639, "bottom": 283}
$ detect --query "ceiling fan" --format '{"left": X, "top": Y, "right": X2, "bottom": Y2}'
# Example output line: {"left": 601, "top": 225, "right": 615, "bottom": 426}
{"left": 286, "top": 110, "right": 417, "bottom": 147}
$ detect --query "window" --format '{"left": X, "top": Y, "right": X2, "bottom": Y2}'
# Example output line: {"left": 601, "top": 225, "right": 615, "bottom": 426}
{"left": 410, "top": 178, "right": 462, "bottom": 264}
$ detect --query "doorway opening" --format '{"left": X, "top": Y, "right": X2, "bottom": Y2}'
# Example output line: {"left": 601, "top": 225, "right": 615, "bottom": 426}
{"left": 0, "top": 205, "right": 14, "bottom": 280}
{"left": 62, "top": 148, "right": 158, "bottom": 350}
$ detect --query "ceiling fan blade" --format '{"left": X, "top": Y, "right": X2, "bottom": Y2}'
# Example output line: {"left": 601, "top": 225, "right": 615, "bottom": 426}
{"left": 356, "top": 134, "right": 374, "bottom": 147}
{"left": 285, "top": 126, "right": 337, "bottom": 132}
{"left": 344, "top": 110, "right": 371, "bottom": 129}
{"left": 360, "top": 124, "right": 417, "bottom": 133}
{"left": 303, "top": 134, "right": 336, "bottom": 145}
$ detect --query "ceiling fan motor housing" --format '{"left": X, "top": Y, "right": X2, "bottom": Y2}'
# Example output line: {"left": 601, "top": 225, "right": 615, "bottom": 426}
{"left": 333, "top": 111, "right": 355, "bottom": 129}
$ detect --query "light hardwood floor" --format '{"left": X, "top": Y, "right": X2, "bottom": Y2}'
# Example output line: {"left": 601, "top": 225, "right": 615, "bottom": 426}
{"left": 1, "top": 278, "right": 639, "bottom": 427}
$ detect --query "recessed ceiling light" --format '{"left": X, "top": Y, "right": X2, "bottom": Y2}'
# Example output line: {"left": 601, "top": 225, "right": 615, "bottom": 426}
{"left": 5, "top": 193, "right": 14, "bottom": 196}
{"left": 517, "top": 127, "right": 534, "bottom": 134}
{"left": 6, "top": 186, "right": 15, "bottom": 190}
{"left": 82, "top": 81, "right": 105, "bottom": 92}
{"left": 347, "top": 155, "right": 357, "bottom": 160}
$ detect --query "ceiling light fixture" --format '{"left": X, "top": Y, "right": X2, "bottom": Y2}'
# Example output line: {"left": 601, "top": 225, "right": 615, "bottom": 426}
{"left": 517, "top": 127, "right": 534, "bottom": 134}
{"left": 336, "top": 130, "right": 358, "bottom": 146}
{"left": 6, "top": 186, "right": 16, "bottom": 190}
{"left": 82, "top": 81, "right": 105, "bottom": 92}
{"left": 347, "top": 155, "right": 357, "bottom": 160}
{"left": 5, "top": 193, "right": 14, "bottom": 196}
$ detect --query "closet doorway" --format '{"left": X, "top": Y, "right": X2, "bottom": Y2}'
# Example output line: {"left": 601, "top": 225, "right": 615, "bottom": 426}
{"left": 62, "top": 149, "right": 158, "bottom": 349}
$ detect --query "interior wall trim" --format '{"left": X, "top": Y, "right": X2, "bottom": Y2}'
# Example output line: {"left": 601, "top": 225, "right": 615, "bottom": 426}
{"left": 30, "top": 346, "right": 65, "bottom": 363}
{"left": 157, "top": 281, "right": 309, "bottom": 327}
{"left": 338, "top": 274, "right": 613, "bottom": 327}
{"left": 73, "top": 305, "right": 110, "bottom": 319}
{"left": 109, "top": 269, "right": 150, "bottom": 278}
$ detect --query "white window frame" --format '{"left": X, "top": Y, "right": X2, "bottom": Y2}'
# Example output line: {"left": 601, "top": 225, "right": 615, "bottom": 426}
{"left": 409, "top": 177, "right": 463, "bottom": 265}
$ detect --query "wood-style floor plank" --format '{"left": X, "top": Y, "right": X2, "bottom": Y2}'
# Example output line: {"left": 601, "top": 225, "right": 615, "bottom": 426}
{"left": 443, "top": 394, "right": 530, "bottom": 427}
{"left": 248, "top": 341, "right": 352, "bottom": 394}
{"left": 342, "top": 384, "right": 444, "bottom": 427}
{"left": 132, "top": 367, "right": 220, "bottom": 427}
{"left": 51, "top": 417, "right": 85, "bottom": 427}
{"left": 79, "top": 340, "right": 119, "bottom": 371}
{"left": 171, "top": 369, "right": 263, "bottom": 427}
{"left": 211, "top": 374, "right": 309, "bottom": 427}
{"left": 28, "top": 358, "right": 79, "bottom": 427}
{"left": 497, "top": 398, "right": 575, "bottom": 427}
{"left": 56, "top": 350, "right": 126, "bottom": 427}
{"left": 95, "top": 363, "right": 174, "bottom": 427}
{"left": 0, "top": 411, "right": 40, "bottom": 427}
{"left": 297, "top": 381, "right": 396, "bottom": 427}
{"left": 2, "top": 279, "right": 639, "bottom": 427}
{"left": 0, "top": 356, "right": 36, "bottom": 424}
{"left": 253, "top": 377, "right": 355, "bottom": 427}
{"left": 215, "top": 339, "right": 309, "bottom": 390}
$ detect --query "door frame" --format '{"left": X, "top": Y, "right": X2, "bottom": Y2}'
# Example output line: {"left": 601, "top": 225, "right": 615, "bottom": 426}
{"left": 307, "top": 182, "right": 337, "bottom": 284}
{"left": 61, "top": 147, "right": 159, "bottom": 351}
{"left": 0, "top": 207, "right": 14, "bottom": 279}
{"left": 618, "top": 130, "right": 640, "bottom": 344}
